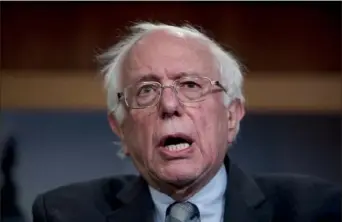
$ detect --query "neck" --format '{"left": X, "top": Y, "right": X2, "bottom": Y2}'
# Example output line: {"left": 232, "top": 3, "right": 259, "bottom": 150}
{"left": 148, "top": 165, "right": 222, "bottom": 201}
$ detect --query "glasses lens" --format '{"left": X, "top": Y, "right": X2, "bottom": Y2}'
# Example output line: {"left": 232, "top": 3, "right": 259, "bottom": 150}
{"left": 176, "top": 77, "right": 211, "bottom": 102}
{"left": 126, "top": 82, "right": 161, "bottom": 108}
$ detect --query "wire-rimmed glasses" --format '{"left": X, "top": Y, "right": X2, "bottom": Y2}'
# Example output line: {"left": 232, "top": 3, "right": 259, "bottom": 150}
{"left": 117, "top": 76, "right": 227, "bottom": 109}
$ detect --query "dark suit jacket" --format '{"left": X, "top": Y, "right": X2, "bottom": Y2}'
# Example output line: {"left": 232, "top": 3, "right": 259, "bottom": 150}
{"left": 32, "top": 157, "right": 341, "bottom": 222}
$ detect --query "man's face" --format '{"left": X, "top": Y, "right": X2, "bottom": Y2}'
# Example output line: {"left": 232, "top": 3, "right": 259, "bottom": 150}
{"left": 110, "top": 31, "right": 243, "bottom": 188}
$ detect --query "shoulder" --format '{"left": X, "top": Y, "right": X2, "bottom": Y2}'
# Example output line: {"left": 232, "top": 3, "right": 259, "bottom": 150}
{"left": 32, "top": 175, "right": 138, "bottom": 221}
{"left": 36, "top": 174, "right": 138, "bottom": 201}
{"left": 254, "top": 173, "right": 341, "bottom": 200}
{"left": 254, "top": 173, "right": 341, "bottom": 221}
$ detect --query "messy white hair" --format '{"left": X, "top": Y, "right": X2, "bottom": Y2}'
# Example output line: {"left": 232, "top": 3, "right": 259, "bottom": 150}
{"left": 98, "top": 22, "right": 245, "bottom": 125}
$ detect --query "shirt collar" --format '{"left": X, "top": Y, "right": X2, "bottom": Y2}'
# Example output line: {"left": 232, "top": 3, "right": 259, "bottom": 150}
{"left": 149, "top": 165, "right": 227, "bottom": 221}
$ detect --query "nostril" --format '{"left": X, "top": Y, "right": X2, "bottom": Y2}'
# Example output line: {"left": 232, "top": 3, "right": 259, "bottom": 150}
{"left": 161, "top": 109, "right": 181, "bottom": 119}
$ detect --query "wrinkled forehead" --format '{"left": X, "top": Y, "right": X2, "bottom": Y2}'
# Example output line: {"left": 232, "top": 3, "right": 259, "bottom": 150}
{"left": 121, "top": 30, "right": 218, "bottom": 86}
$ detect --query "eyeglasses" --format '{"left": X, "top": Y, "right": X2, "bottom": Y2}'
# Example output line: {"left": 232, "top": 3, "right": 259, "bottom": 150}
{"left": 117, "top": 76, "right": 227, "bottom": 109}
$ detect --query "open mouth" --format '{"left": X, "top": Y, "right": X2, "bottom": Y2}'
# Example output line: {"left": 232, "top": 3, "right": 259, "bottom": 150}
{"left": 159, "top": 134, "right": 193, "bottom": 152}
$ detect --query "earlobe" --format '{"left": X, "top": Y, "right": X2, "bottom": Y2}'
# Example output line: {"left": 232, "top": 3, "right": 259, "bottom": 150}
{"left": 227, "top": 99, "right": 245, "bottom": 125}
{"left": 108, "top": 113, "right": 123, "bottom": 138}
{"left": 122, "top": 143, "right": 130, "bottom": 156}
{"left": 226, "top": 99, "right": 245, "bottom": 142}
{"left": 108, "top": 113, "right": 130, "bottom": 156}
{"left": 227, "top": 110, "right": 237, "bottom": 130}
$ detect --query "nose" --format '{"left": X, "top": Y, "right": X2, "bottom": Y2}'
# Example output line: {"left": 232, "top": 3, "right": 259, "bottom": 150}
{"left": 158, "top": 86, "right": 182, "bottom": 118}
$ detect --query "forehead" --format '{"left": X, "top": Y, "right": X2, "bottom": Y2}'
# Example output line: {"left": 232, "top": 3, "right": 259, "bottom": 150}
{"left": 122, "top": 31, "right": 217, "bottom": 85}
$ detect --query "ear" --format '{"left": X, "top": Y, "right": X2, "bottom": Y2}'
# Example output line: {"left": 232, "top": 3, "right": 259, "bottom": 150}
{"left": 226, "top": 99, "right": 245, "bottom": 143}
{"left": 108, "top": 113, "right": 130, "bottom": 156}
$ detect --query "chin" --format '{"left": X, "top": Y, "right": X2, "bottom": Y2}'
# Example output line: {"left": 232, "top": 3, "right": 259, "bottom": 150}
{"left": 161, "top": 175, "right": 196, "bottom": 187}
{"left": 158, "top": 163, "right": 202, "bottom": 185}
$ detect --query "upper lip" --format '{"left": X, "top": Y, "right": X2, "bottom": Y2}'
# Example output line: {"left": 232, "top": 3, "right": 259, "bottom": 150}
{"left": 158, "top": 133, "right": 194, "bottom": 147}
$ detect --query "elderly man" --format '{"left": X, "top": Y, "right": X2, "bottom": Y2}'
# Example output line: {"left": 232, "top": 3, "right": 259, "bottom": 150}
{"left": 32, "top": 23, "right": 340, "bottom": 222}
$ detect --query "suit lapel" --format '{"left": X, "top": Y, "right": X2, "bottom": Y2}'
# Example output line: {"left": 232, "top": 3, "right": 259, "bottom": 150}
{"left": 106, "top": 156, "right": 273, "bottom": 222}
{"left": 106, "top": 176, "right": 154, "bottom": 222}
{"left": 224, "top": 157, "right": 273, "bottom": 222}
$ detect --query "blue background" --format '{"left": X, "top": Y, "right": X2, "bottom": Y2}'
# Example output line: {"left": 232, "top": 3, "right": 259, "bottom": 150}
{"left": 1, "top": 111, "right": 341, "bottom": 220}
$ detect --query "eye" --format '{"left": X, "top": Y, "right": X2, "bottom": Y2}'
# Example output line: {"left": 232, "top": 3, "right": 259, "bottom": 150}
{"left": 137, "top": 84, "right": 158, "bottom": 96}
{"left": 179, "top": 81, "right": 201, "bottom": 89}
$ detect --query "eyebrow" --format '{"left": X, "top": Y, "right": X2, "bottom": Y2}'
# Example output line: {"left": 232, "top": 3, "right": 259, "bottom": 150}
{"left": 174, "top": 72, "right": 200, "bottom": 79}
{"left": 135, "top": 74, "right": 161, "bottom": 83}
{"left": 133, "top": 72, "right": 202, "bottom": 84}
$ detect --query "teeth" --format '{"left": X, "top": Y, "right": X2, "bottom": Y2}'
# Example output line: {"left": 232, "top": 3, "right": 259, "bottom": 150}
{"left": 165, "top": 143, "right": 190, "bottom": 151}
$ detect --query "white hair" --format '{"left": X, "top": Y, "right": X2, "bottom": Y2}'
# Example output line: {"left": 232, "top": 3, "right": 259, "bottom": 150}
{"left": 98, "top": 22, "right": 245, "bottom": 125}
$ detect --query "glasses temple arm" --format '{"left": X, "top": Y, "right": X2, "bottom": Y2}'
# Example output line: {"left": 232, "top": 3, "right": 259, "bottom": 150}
{"left": 117, "top": 92, "right": 123, "bottom": 101}
{"left": 214, "top": 81, "right": 228, "bottom": 94}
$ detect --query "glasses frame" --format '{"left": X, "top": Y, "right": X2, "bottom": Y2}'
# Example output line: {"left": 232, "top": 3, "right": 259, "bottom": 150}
{"left": 116, "top": 76, "right": 228, "bottom": 109}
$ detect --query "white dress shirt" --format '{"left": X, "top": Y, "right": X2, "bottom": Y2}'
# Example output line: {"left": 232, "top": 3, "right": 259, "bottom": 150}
{"left": 149, "top": 165, "right": 227, "bottom": 222}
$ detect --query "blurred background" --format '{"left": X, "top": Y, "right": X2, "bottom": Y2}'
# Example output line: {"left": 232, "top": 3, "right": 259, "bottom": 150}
{"left": 1, "top": 2, "right": 341, "bottom": 221}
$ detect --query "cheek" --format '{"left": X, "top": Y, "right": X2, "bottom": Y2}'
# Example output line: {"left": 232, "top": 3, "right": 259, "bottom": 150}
{"left": 123, "top": 109, "right": 156, "bottom": 153}
{"left": 198, "top": 97, "right": 226, "bottom": 129}
{"left": 192, "top": 98, "right": 228, "bottom": 153}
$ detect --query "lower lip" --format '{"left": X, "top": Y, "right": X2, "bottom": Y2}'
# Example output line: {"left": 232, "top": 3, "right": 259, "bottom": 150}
{"left": 158, "top": 143, "right": 194, "bottom": 159}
